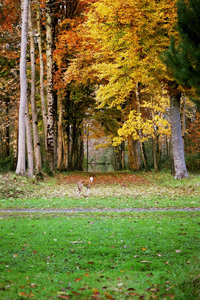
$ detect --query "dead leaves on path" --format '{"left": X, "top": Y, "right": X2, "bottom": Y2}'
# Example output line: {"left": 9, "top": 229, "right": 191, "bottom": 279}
{"left": 59, "top": 173, "right": 149, "bottom": 186}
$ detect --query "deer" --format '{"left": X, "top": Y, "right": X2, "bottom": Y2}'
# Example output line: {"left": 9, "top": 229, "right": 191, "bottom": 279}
{"left": 77, "top": 175, "right": 94, "bottom": 197}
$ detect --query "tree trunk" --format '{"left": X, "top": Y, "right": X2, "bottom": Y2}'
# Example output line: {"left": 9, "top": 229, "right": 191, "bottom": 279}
{"left": 152, "top": 137, "right": 158, "bottom": 172}
{"left": 121, "top": 141, "right": 126, "bottom": 170}
{"left": 16, "top": 0, "right": 29, "bottom": 176}
{"left": 77, "top": 127, "right": 84, "bottom": 171}
{"left": 25, "top": 102, "right": 34, "bottom": 177}
{"left": 5, "top": 98, "right": 10, "bottom": 157}
{"left": 170, "top": 93, "right": 188, "bottom": 179}
{"left": 46, "top": 0, "right": 56, "bottom": 171}
{"left": 29, "top": 4, "right": 42, "bottom": 174}
{"left": 37, "top": 0, "right": 47, "bottom": 148}
{"left": 127, "top": 135, "right": 141, "bottom": 171}
{"left": 135, "top": 82, "right": 147, "bottom": 169}
{"left": 181, "top": 95, "right": 186, "bottom": 148}
{"left": 57, "top": 92, "right": 63, "bottom": 170}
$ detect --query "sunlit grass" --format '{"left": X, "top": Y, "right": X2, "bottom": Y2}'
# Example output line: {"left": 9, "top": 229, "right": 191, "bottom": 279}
{"left": 0, "top": 212, "right": 200, "bottom": 299}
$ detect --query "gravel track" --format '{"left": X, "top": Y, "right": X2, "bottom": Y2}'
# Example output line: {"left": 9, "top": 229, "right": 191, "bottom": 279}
{"left": 0, "top": 207, "right": 200, "bottom": 213}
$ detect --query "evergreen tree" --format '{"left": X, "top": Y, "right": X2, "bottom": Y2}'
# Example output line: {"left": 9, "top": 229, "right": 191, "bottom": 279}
{"left": 164, "top": 0, "right": 200, "bottom": 93}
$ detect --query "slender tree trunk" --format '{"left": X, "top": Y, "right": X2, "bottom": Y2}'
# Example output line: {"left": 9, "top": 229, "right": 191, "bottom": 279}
{"left": 25, "top": 102, "right": 34, "bottom": 177}
{"left": 151, "top": 98, "right": 158, "bottom": 171}
{"left": 57, "top": 92, "right": 63, "bottom": 170}
{"left": 62, "top": 132, "right": 68, "bottom": 169}
{"left": 152, "top": 137, "right": 158, "bottom": 172}
{"left": 16, "top": 0, "right": 29, "bottom": 176}
{"left": 67, "top": 124, "right": 71, "bottom": 170}
{"left": 77, "top": 127, "right": 84, "bottom": 171}
{"left": 46, "top": 0, "right": 56, "bottom": 171}
{"left": 37, "top": 0, "right": 47, "bottom": 147}
{"left": 135, "top": 82, "right": 146, "bottom": 169}
{"left": 13, "top": 113, "right": 18, "bottom": 168}
{"left": 113, "top": 147, "right": 121, "bottom": 171}
{"left": 170, "top": 93, "right": 188, "bottom": 179}
{"left": 29, "top": 4, "right": 42, "bottom": 174}
{"left": 5, "top": 99, "right": 10, "bottom": 157}
{"left": 65, "top": 89, "right": 71, "bottom": 170}
{"left": 121, "top": 141, "right": 126, "bottom": 170}
{"left": 181, "top": 95, "right": 186, "bottom": 148}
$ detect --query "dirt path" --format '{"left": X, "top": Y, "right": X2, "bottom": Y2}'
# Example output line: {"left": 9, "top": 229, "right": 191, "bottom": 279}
{"left": 0, "top": 208, "right": 200, "bottom": 213}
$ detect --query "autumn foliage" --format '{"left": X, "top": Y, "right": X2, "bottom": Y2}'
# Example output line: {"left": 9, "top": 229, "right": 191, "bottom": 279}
{"left": 0, "top": 0, "right": 199, "bottom": 174}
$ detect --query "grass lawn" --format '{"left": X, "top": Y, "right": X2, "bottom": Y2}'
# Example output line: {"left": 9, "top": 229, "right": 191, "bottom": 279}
{"left": 0, "top": 172, "right": 200, "bottom": 299}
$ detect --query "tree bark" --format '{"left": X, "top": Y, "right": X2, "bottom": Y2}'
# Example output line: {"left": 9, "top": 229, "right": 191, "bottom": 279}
{"left": 181, "top": 95, "right": 186, "bottom": 148}
{"left": 135, "top": 82, "right": 147, "bottom": 169}
{"left": 37, "top": 0, "right": 47, "bottom": 148}
{"left": 57, "top": 92, "right": 64, "bottom": 170}
{"left": 127, "top": 135, "right": 141, "bottom": 171}
{"left": 25, "top": 102, "right": 34, "bottom": 177}
{"left": 46, "top": 0, "right": 56, "bottom": 171}
{"left": 152, "top": 137, "right": 158, "bottom": 172}
{"left": 16, "top": 0, "right": 29, "bottom": 176}
{"left": 29, "top": 4, "right": 42, "bottom": 174}
{"left": 170, "top": 93, "right": 188, "bottom": 179}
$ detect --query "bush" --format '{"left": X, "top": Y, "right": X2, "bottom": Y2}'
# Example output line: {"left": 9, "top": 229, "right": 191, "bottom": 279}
{"left": 0, "top": 156, "right": 15, "bottom": 172}
{"left": 185, "top": 153, "right": 200, "bottom": 172}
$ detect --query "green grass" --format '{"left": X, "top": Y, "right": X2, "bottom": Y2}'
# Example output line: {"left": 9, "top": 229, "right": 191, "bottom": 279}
{"left": 0, "top": 212, "right": 200, "bottom": 299}
{"left": 0, "top": 172, "right": 200, "bottom": 299}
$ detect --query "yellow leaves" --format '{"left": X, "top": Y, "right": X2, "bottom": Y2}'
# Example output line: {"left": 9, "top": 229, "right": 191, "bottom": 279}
{"left": 113, "top": 99, "right": 171, "bottom": 146}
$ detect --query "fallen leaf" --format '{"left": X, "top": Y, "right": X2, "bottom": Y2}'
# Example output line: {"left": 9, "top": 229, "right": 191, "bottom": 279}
{"left": 105, "top": 292, "right": 114, "bottom": 299}
{"left": 75, "top": 278, "right": 82, "bottom": 282}
{"left": 92, "top": 288, "right": 100, "bottom": 295}
{"left": 72, "top": 291, "right": 81, "bottom": 296}
{"left": 18, "top": 292, "right": 27, "bottom": 296}
{"left": 141, "top": 247, "right": 147, "bottom": 251}
{"left": 18, "top": 292, "right": 34, "bottom": 298}
{"left": 178, "top": 233, "right": 187, "bottom": 235}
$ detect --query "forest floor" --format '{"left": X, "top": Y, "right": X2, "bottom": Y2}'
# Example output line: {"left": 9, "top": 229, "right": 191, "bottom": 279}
{"left": 0, "top": 171, "right": 200, "bottom": 212}
{"left": 0, "top": 171, "right": 200, "bottom": 299}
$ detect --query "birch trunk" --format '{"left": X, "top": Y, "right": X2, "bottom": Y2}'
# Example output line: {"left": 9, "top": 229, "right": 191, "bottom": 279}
{"left": 16, "top": 0, "right": 29, "bottom": 176}
{"left": 25, "top": 103, "right": 34, "bottom": 177}
{"left": 46, "top": 0, "right": 56, "bottom": 171}
{"left": 29, "top": 4, "right": 42, "bottom": 174}
{"left": 37, "top": 0, "right": 47, "bottom": 147}
{"left": 170, "top": 93, "right": 188, "bottom": 179}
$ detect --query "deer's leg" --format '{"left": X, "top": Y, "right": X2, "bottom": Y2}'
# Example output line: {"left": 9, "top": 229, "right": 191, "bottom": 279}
{"left": 77, "top": 183, "right": 82, "bottom": 196}
{"left": 87, "top": 187, "right": 90, "bottom": 196}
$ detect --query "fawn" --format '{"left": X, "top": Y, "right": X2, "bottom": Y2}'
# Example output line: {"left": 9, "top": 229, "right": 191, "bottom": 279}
{"left": 77, "top": 175, "right": 94, "bottom": 196}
